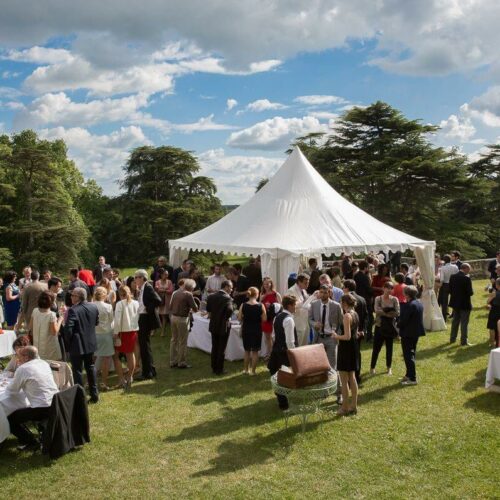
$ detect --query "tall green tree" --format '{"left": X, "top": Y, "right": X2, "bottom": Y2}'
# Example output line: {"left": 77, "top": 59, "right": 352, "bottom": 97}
{"left": 103, "top": 146, "right": 223, "bottom": 266}
{"left": 292, "top": 102, "right": 487, "bottom": 257}
{"left": 0, "top": 130, "right": 89, "bottom": 271}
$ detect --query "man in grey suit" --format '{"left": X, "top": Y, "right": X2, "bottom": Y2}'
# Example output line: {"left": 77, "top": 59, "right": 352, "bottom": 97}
{"left": 308, "top": 285, "right": 343, "bottom": 368}
{"left": 309, "top": 285, "right": 343, "bottom": 403}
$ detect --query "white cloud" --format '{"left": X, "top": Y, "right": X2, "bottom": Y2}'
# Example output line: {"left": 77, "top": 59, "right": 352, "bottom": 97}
{"left": 1, "top": 1, "right": 500, "bottom": 80}
{"left": 198, "top": 148, "right": 282, "bottom": 204}
{"left": 227, "top": 116, "right": 328, "bottom": 150}
{"left": 13, "top": 92, "right": 150, "bottom": 129}
{"left": 246, "top": 99, "right": 287, "bottom": 112}
{"left": 39, "top": 125, "right": 150, "bottom": 193}
{"left": 294, "top": 95, "right": 348, "bottom": 106}
{"left": 226, "top": 98, "right": 238, "bottom": 111}
{"left": 465, "top": 86, "right": 500, "bottom": 127}
{"left": 2, "top": 70, "right": 21, "bottom": 79}
{"left": 2, "top": 46, "right": 73, "bottom": 64}
{"left": 438, "top": 114, "right": 476, "bottom": 142}
{"left": 0, "top": 86, "right": 22, "bottom": 98}
{"left": 308, "top": 111, "right": 339, "bottom": 120}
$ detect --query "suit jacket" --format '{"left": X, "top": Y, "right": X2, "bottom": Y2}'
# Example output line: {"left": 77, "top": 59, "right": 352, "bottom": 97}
{"left": 449, "top": 271, "right": 473, "bottom": 310}
{"left": 398, "top": 299, "right": 425, "bottom": 338}
{"left": 93, "top": 265, "right": 105, "bottom": 283}
{"left": 308, "top": 299, "right": 343, "bottom": 335}
{"left": 20, "top": 280, "right": 48, "bottom": 324}
{"left": 351, "top": 291, "right": 368, "bottom": 333}
{"left": 354, "top": 272, "right": 372, "bottom": 301}
{"left": 206, "top": 290, "right": 233, "bottom": 335}
{"left": 140, "top": 282, "right": 162, "bottom": 330}
{"left": 65, "top": 301, "right": 99, "bottom": 355}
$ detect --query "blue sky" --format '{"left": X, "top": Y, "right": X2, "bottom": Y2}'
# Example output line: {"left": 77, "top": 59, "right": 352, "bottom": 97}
{"left": 0, "top": 1, "right": 499, "bottom": 203}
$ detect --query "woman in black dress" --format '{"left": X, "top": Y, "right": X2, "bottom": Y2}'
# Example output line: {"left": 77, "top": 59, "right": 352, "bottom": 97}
{"left": 333, "top": 293, "right": 360, "bottom": 416}
{"left": 238, "top": 287, "right": 267, "bottom": 375}
{"left": 487, "top": 277, "right": 500, "bottom": 347}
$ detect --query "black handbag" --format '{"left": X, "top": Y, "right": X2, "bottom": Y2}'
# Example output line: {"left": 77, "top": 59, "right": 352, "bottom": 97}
{"left": 380, "top": 315, "right": 398, "bottom": 338}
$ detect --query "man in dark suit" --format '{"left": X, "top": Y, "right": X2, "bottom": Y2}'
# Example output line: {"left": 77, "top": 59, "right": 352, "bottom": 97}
{"left": 134, "top": 269, "right": 162, "bottom": 380}
{"left": 398, "top": 286, "right": 426, "bottom": 385}
{"left": 93, "top": 256, "right": 107, "bottom": 283}
{"left": 206, "top": 280, "right": 234, "bottom": 375}
{"left": 343, "top": 279, "right": 368, "bottom": 384}
{"left": 354, "top": 261, "right": 373, "bottom": 341}
{"left": 65, "top": 287, "right": 100, "bottom": 403}
{"left": 449, "top": 263, "right": 474, "bottom": 346}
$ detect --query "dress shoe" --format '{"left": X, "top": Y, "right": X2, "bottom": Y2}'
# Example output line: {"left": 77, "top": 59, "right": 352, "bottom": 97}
{"left": 135, "top": 375, "right": 154, "bottom": 381}
{"left": 17, "top": 441, "right": 40, "bottom": 451}
{"left": 401, "top": 380, "right": 418, "bottom": 386}
{"left": 88, "top": 397, "right": 99, "bottom": 404}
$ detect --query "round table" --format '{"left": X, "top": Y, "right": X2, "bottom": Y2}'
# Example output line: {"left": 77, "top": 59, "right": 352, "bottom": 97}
{"left": 270, "top": 372, "right": 337, "bottom": 432}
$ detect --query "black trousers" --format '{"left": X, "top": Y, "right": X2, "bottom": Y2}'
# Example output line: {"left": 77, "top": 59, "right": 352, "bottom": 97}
{"left": 8, "top": 406, "right": 51, "bottom": 444}
{"left": 138, "top": 315, "right": 156, "bottom": 378}
{"left": 401, "top": 336, "right": 419, "bottom": 381}
{"left": 355, "top": 337, "right": 363, "bottom": 383}
{"left": 211, "top": 328, "right": 230, "bottom": 374}
{"left": 366, "top": 301, "right": 374, "bottom": 341}
{"left": 268, "top": 350, "right": 290, "bottom": 409}
{"left": 370, "top": 329, "right": 394, "bottom": 369}
{"left": 70, "top": 352, "right": 98, "bottom": 401}
{"left": 438, "top": 283, "right": 450, "bottom": 319}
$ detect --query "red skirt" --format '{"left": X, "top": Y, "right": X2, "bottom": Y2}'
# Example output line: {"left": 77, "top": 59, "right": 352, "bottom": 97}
{"left": 117, "top": 331, "right": 137, "bottom": 353}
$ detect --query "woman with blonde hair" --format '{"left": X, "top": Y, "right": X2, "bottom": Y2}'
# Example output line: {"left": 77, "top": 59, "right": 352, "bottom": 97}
{"left": 260, "top": 277, "right": 282, "bottom": 356}
{"left": 99, "top": 277, "right": 116, "bottom": 307}
{"left": 238, "top": 286, "right": 266, "bottom": 375}
{"left": 29, "top": 291, "right": 63, "bottom": 361}
{"left": 113, "top": 285, "right": 139, "bottom": 390}
{"left": 94, "top": 286, "right": 115, "bottom": 390}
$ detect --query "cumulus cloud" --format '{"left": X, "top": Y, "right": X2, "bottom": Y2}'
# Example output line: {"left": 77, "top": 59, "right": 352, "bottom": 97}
{"left": 1, "top": 46, "right": 73, "bottom": 64}
{"left": 198, "top": 148, "right": 283, "bottom": 204}
{"left": 438, "top": 114, "right": 476, "bottom": 142}
{"left": 294, "top": 95, "right": 348, "bottom": 106}
{"left": 465, "top": 86, "right": 500, "bottom": 127}
{"left": 39, "top": 125, "right": 150, "bottom": 193}
{"left": 245, "top": 99, "right": 287, "bottom": 112}
{"left": 227, "top": 116, "right": 328, "bottom": 150}
{"left": 13, "top": 92, "right": 150, "bottom": 129}
{"left": 226, "top": 98, "right": 238, "bottom": 111}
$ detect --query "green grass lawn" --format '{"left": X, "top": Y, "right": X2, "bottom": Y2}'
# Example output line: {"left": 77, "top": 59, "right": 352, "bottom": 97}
{"left": 1, "top": 280, "right": 499, "bottom": 499}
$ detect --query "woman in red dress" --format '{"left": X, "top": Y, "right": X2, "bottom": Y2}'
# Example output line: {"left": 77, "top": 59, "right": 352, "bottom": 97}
{"left": 371, "top": 263, "right": 392, "bottom": 298}
{"left": 260, "top": 277, "right": 282, "bottom": 358}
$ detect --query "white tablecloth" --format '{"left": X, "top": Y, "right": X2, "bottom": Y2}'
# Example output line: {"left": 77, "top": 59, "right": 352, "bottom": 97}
{"left": 0, "top": 374, "right": 13, "bottom": 443}
{"left": 188, "top": 313, "right": 269, "bottom": 361}
{"left": 0, "top": 330, "right": 16, "bottom": 358}
{"left": 485, "top": 347, "right": 500, "bottom": 392}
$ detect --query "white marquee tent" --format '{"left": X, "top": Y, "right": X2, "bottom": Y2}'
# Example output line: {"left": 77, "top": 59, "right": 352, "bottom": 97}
{"left": 169, "top": 147, "right": 445, "bottom": 331}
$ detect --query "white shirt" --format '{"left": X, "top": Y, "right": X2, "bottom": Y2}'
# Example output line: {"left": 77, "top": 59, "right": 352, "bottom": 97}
{"left": 319, "top": 301, "right": 334, "bottom": 334}
{"left": 282, "top": 310, "right": 296, "bottom": 350}
{"left": 5, "top": 358, "right": 58, "bottom": 410}
{"left": 439, "top": 263, "right": 459, "bottom": 284}
{"left": 206, "top": 274, "right": 224, "bottom": 294}
{"left": 137, "top": 284, "right": 146, "bottom": 314}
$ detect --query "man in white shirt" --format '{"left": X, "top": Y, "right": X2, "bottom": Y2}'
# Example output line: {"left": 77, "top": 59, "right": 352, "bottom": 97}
{"left": 286, "top": 273, "right": 313, "bottom": 346}
{"left": 5, "top": 346, "right": 58, "bottom": 450}
{"left": 438, "top": 254, "right": 459, "bottom": 321}
{"left": 205, "top": 263, "right": 224, "bottom": 297}
{"left": 268, "top": 295, "right": 298, "bottom": 410}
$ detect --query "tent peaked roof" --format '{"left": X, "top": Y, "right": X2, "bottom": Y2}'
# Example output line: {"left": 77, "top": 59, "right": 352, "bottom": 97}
{"left": 170, "top": 147, "right": 433, "bottom": 257}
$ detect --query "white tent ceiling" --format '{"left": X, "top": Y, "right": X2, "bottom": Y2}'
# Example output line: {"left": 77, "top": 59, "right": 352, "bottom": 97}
{"left": 170, "top": 147, "right": 433, "bottom": 257}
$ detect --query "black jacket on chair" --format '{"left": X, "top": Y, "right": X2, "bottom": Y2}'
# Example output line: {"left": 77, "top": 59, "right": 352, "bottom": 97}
{"left": 141, "top": 282, "right": 162, "bottom": 330}
{"left": 64, "top": 301, "right": 99, "bottom": 355}
{"left": 449, "top": 271, "right": 473, "bottom": 311}
{"left": 42, "top": 384, "right": 90, "bottom": 459}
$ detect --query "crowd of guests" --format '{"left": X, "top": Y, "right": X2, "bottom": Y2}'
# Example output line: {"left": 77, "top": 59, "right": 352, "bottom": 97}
{"left": 0, "top": 248, "right": 497, "bottom": 447}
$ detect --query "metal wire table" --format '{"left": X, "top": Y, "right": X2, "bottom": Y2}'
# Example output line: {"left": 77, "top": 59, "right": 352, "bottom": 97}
{"left": 270, "top": 372, "right": 337, "bottom": 432}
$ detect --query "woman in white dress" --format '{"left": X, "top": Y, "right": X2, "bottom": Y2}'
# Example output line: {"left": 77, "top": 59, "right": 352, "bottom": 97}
{"left": 29, "top": 291, "right": 63, "bottom": 361}
{"left": 94, "top": 286, "right": 115, "bottom": 390}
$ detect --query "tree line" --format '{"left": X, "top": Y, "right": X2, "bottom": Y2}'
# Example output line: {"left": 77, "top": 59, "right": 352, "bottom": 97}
{"left": 0, "top": 101, "right": 498, "bottom": 274}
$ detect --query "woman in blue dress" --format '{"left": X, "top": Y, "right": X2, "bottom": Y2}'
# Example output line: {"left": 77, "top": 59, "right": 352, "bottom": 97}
{"left": 4, "top": 271, "right": 21, "bottom": 329}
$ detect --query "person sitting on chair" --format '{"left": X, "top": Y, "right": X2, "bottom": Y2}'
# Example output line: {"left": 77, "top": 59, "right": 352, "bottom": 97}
{"left": 5, "top": 346, "right": 58, "bottom": 451}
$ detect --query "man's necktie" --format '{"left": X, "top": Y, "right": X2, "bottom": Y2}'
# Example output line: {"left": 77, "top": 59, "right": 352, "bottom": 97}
{"left": 321, "top": 304, "right": 326, "bottom": 333}
{"left": 301, "top": 289, "right": 306, "bottom": 300}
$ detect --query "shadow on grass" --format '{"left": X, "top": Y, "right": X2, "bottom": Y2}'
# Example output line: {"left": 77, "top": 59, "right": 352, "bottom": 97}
{"left": 462, "top": 368, "right": 488, "bottom": 393}
{"left": 463, "top": 391, "right": 500, "bottom": 416}
{"left": 164, "top": 398, "right": 283, "bottom": 442}
{"left": 190, "top": 415, "right": 330, "bottom": 477}
{"left": 360, "top": 381, "right": 405, "bottom": 404}
{"left": 450, "top": 343, "right": 488, "bottom": 364}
